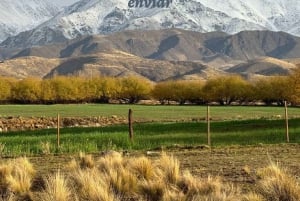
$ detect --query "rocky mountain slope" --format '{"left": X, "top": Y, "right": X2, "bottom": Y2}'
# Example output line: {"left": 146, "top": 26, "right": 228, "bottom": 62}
{"left": 0, "top": 50, "right": 223, "bottom": 81}
{"left": 0, "top": 29, "right": 299, "bottom": 81}
{"left": 0, "top": 0, "right": 59, "bottom": 43}
{"left": 1, "top": 0, "right": 300, "bottom": 48}
{"left": 8, "top": 29, "right": 300, "bottom": 65}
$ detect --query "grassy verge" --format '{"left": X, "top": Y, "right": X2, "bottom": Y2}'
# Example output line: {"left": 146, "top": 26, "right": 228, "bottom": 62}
{"left": 0, "top": 118, "right": 299, "bottom": 156}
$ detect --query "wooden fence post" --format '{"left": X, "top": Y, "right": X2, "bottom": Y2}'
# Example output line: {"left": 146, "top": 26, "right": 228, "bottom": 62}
{"left": 284, "top": 101, "right": 289, "bottom": 143}
{"left": 207, "top": 105, "right": 211, "bottom": 146}
{"left": 128, "top": 109, "right": 134, "bottom": 142}
{"left": 57, "top": 113, "right": 60, "bottom": 148}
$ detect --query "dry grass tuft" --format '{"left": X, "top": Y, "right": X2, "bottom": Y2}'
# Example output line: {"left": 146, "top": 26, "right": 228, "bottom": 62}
{"left": 66, "top": 158, "right": 79, "bottom": 171}
{"left": 128, "top": 156, "right": 155, "bottom": 181}
{"left": 0, "top": 192, "right": 17, "bottom": 201}
{"left": 106, "top": 168, "right": 138, "bottom": 197}
{"left": 242, "top": 192, "right": 265, "bottom": 201}
{"left": 0, "top": 143, "right": 5, "bottom": 157}
{"left": 178, "top": 171, "right": 242, "bottom": 201}
{"left": 71, "top": 168, "right": 115, "bottom": 201}
{"left": 163, "top": 189, "right": 186, "bottom": 201}
{"left": 256, "top": 163, "right": 300, "bottom": 201}
{"left": 39, "top": 171, "right": 74, "bottom": 201}
{"left": 0, "top": 164, "right": 13, "bottom": 188}
{"left": 79, "top": 152, "right": 95, "bottom": 169}
{"left": 98, "top": 151, "right": 123, "bottom": 173}
{"left": 159, "top": 152, "right": 180, "bottom": 184}
{"left": 40, "top": 141, "right": 51, "bottom": 155}
{"left": 5, "top": 157, "right": 35, "bottom": 199}
{"left": 139, "top": 180, "right": 166, "bottom": 201}
{"left": 0, "top": 152, "right": 299, "bottom": 201}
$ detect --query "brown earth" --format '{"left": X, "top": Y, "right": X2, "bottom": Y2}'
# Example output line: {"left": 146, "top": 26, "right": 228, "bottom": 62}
{"left": 24, "top": 144, "right": 300, "bottom": 193}
{"left": 0, "top": 116, "right": 127, "bottom": 132}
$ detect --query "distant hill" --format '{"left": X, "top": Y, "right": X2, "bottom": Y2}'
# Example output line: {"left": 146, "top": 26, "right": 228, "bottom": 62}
{"left": 0, "top": 50, "right": 223, "bottom": 81}
{"left": 1, "top": 29, "right": 300, "bottom": 80}
{"left": 0, "top": 56, "right": 60, "bottom": 78}
{"left": 226, "top": 57, "right": 297, "bottom": 78}
{"left": 8, "top": 29, "right": 300, "bottom": 61}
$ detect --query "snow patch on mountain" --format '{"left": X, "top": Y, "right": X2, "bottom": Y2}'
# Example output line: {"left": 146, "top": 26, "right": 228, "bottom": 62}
{"left": 1, "top": 0, "right": 300, "bottom": 47}
{"left": 0, "top": 0, "right": 59, "bottom": 42}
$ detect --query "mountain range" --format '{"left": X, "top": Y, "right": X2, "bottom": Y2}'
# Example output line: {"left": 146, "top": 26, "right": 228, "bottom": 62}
{"left": 1, "top": 0, "right": 300, "bottom": 47}
{"left": 0, "top": 0, "right": 300, "bottom": 81}
{"left": 0, "top": 29, "right": 299, "bottom": 81}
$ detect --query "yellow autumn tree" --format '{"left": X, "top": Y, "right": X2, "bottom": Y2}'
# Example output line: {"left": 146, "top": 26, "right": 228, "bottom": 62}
{"left": 203, "top": 75, "right": 251, "bottom": 105}
{"left": 253, "top": 76, "right": 290, "bottom": 105}
{"left": 118, "top": 76, "right": 152, "bottom": 103}
{"left": 11, "top": 77, "right": 42, "bottom": 103}
{"left": 288, "top": 66, "right": 300, "bottom": 105}
{"left": 0, "top": 77, "right": 15, "bottom": 102}
{"left": 152, "top": 81, "right": 175, "bottom": 104}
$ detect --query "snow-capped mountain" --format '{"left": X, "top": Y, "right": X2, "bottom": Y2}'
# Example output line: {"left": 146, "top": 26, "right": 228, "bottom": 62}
{"left": 1, "top": 0, "right": 300, "bottom": 48}
{"left": 51, "top": 0, "right": 79, "bottom": 8}
{"left": 0, "top": 0, "right": 62, "bottom": 42}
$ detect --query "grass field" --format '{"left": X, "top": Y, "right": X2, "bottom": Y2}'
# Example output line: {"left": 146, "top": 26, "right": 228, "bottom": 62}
{"left": 1, "top": 118, "right": 300, "bottom": 156}
{"left": 0, "top": 104, "right": 300, "bottom": 121}
{"left": 0, "top": 104, "right": 300, "bottom": 200}
{"left": 0, "top": 104, "right": 299, "bottom": 156}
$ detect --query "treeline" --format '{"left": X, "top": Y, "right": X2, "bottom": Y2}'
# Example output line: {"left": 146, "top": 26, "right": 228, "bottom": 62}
{"left": 0, "top": 68, "right": 299, "bottom": 105}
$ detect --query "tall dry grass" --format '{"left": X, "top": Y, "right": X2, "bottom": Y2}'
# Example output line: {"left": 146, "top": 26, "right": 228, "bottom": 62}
{"left": 71, "top": 168, "right": 115, "bottom": 201}
{"left": 4, "top": 157, "right": 35, "bottom": 200}
{"left": 0, "top": 152, "right": 299, "bottom": 201}
{"left": 256, "top": 163, "right": 300, "bottom": 201}
{"left": 38, "top": 171, "right": 74, "bottom": 201}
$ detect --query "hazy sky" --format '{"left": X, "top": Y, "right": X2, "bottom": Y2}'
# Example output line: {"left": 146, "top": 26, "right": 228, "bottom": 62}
{"left": 51, "top": 0, "right": 79, "bottom": 7}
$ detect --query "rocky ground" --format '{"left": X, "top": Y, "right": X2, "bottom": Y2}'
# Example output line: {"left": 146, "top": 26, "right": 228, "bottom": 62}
{"left": 0, "top": 116, "right": 127, "bottom": 132}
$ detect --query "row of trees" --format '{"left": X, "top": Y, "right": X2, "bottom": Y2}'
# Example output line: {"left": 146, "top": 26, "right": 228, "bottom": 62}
{"left": 0, "top": 68, "right": 299, "bottom": 105}
{"left": 0, "top": 76, "right": 151, "bottom": 104}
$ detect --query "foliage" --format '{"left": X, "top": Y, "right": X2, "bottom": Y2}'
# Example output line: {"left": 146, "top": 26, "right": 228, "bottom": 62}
{"left": 0, "top": 77, "right": 15, "bottom": 102}
{"left": 253, "top": 76, "right": 290, "bottom": 105}
{"left": 11, "top": 77, "right": 42, "bottom": 103}
{"left": 288, "top": 65, "right": 300, "bottom": 105}
{"left": 1, "top": 70, "right": 300, "bottom": 105}
{"left": 152, "top": 80, "right": 204, "bottom": 104}
{"left": 118, "top": 76, "right": 153, "bottom": 103}
{"left": 202, "top": 75, "right": 251, "bottom": 105}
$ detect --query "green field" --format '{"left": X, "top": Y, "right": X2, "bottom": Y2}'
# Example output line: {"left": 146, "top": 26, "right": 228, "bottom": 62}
{"left": 0, "top": 104, "right": 300, "bottom": 121}
{"left": 0, "top": 104, "right": 299, "bottom": 156}
{"left": 1, "top": 119, "right": 300, "bottom": 156}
